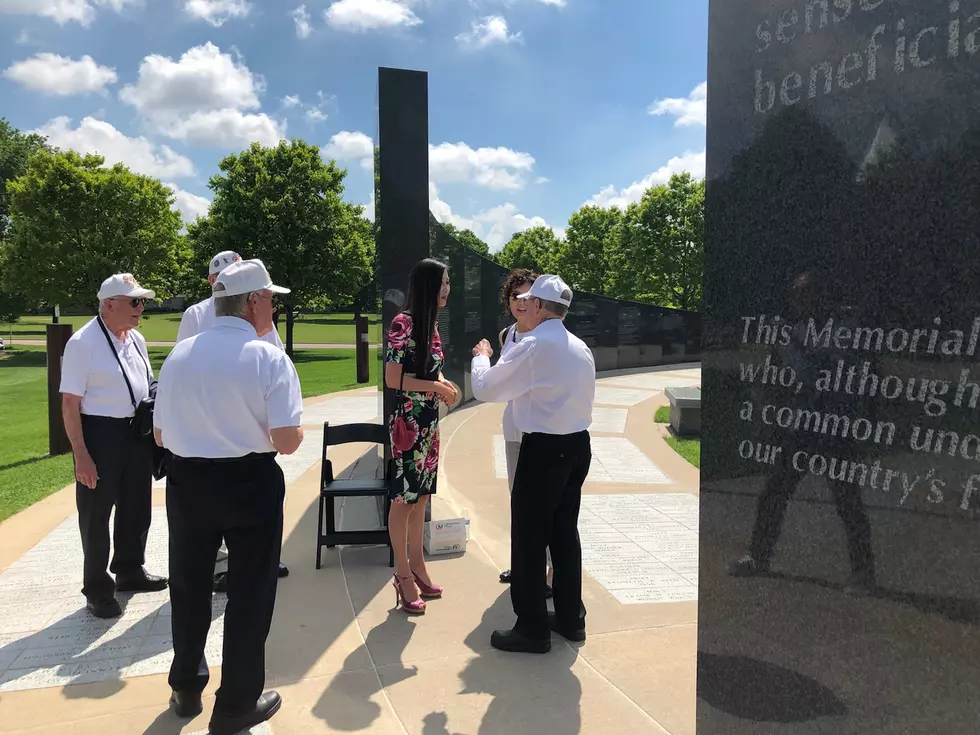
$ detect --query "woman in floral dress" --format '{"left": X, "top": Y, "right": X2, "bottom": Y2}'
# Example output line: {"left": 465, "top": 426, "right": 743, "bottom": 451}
{"left": 385, "top": 258, "right": 457, "bottom": 614}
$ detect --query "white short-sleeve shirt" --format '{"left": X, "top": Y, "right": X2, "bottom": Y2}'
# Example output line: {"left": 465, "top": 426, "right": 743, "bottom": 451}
{"left": 59, "top": 317, "right": 153, "bottom": 419}
{"left": 155, "top": 317, "right": 303, "bottom": 458}
{"left": 177, "top": 295, "right": 285, "bottom": 350}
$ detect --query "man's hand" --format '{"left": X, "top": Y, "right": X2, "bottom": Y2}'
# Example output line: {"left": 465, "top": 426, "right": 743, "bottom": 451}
{"left": 75, "top": 451, "right": 98, "bottom": 489}
{"left": 472, "top": 339, "right": 493, "bottom": 358}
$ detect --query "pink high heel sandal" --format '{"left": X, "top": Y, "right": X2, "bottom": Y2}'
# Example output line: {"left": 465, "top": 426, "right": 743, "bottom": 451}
{"left": 393, "top": 574, "right": 426, "bottom": 615}
{"left": 413, "top": 571, "right": 443, "bottom": 599}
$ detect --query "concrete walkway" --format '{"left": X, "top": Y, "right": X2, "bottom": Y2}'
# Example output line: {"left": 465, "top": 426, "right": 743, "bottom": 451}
{"left": 0, "top": 364, "right": 700, "bottom": 735}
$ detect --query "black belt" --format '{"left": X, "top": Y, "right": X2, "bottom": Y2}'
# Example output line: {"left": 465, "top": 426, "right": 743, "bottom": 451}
{"left": 172, "top": 452, "right": 277, "bottom": 464}
{"left": 524, "top": 430, "right": 590, "bottom": 438}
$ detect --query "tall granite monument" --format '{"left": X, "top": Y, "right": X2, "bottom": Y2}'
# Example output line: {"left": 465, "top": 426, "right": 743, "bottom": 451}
{"left": 700, "top": 0, "right": 980, "bottom": 732}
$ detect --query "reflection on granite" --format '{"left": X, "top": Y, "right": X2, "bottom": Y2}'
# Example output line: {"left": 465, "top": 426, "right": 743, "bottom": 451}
{"left": 701, "top": 0, "right": 980, "bottom": 732}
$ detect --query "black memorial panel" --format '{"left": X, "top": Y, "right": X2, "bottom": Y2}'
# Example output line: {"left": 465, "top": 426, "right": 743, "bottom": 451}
{"left": 700, "top": 1, "right": 980, "bottom": 732}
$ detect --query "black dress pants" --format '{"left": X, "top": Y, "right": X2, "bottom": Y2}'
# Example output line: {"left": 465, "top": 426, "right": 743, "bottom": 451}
{"left": 76, "top": 415, "right": 153, "bottom": 602}
{"left": 166, "top": 453, "right": 284, "bottom": 716}
{"left": 510, "top": 430, "right": 592, "bottom": 639}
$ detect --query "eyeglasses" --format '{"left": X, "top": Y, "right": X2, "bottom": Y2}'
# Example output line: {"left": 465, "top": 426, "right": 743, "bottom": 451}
{"left": 115, "top": 297, "right": 145, "bottom": 307}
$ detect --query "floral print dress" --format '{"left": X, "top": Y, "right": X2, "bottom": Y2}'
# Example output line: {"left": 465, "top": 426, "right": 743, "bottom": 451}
{"left": 386, "top": 312, "right": 444, "bottom": 504}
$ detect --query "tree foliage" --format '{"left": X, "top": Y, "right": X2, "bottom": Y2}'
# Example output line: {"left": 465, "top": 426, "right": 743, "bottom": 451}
{"left": 553, "top": 205, "right": 622, "bottom": 296}
{"left": 441, "top": 222, "right": 491, "bottom": 257}
{"left": 496, "top": 225, "right": 559, "bottom": 274}
{"left": 0, "top": 118, "right": 50, "bottom": 243}
{"left": 190, "top": 139, "right": 373, "bottom": 354}
{"left": 3, "top": 149, "right": 187, "bottom": 311}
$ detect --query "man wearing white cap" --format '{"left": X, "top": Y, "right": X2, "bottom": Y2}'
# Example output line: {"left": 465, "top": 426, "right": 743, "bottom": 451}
{"left": 60, "top": 273, "right": 169, "bottom": 619}
{"left": 470, "top": 274, "right": 595, "bottom": 654}
{"left": 176, "top": 250, "right": 284, "bottom": 350}
{"left": 154, "top": 259, "right": 303, "bottom": 734}
{"left": 178, "top": 250, "right": 288, "bottom": 586}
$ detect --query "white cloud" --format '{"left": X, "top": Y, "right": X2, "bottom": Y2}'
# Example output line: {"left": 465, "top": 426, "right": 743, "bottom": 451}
{"left": 306, "top": 108, "right": 327, "bottom": 123}
{"left": 0, "top": 0, "right": 136, "bottom": 26}
{"left": 585, "top": 149, "right": 705, "bottom": 210}
{"left": 535, "top": 176, "right": 550, "bottom": 184}
{"left": 167, "top": 110, "right": 284, "bottom": 148}
{"left": 164, "top": 182, "right": 211, "bottom": 224}
{"left": 323, "top": 130, "right": 374, "bottom": 170}
{"left": 120, "top": 43, "right": 263, "bottom": 117}
{"left": 538, "top": 0, "right": 566, "bottom": 5}
{"left": 429, "top": 141, "right": 535, "bottom": 190}
{"left": 429, "top": 183, "right": 558, "bottom": 252}
{"left": 325, "top": 0, "right": 420, "bottom": 31}
{"left": 183, "top": 0, "right": 250, "bottom": 26}
{"left": 38, "top": 116, "right": 196, "bottom": 180}
{"left": 291, "top": 4, "right": 312, "bottom": 37}
{"left": 456, "top": 15, "right": 520, "bottom": 49}
{"left": 3, "top": 53, "right": 117, "bottom": 95}
{"left": 649, "top": 82, "right": 707, "bottom": 128}
{"left": 282, "top": 94, "right": 301, "bottom": 108}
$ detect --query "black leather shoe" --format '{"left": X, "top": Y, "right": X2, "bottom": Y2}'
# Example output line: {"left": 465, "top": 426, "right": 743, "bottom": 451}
{"left": 208, "top": 691, "right": 282, "bottom": 735}
{"left": 86, "top": 598, "right": 122, "bottom": 619}
{"left": 545, "top": 584, "right": 553, "bottom": 599}
{"left": 490, "top": 628, "right": 551, "bottom": 654}
{"left": 213, "top": 572, "right": 228, "bottom": 593}
{"left": 170, "top": 690, "right": 203, "bottom": 718}
{"left": 548, "top": 612, "right": 586, "bottom": 642}
{"left": 278, "top": 562, "right": 289, "bottom": 578}
{"left": 499, "top": 569, "right": 512, "bottom": 583}
{"left": 115, "top": 570, "right": 168, "bottom": 593}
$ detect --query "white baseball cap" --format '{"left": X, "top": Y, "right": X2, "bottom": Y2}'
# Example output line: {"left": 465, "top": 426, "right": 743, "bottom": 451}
{"left": 516, "top": 274, "right": 573, "bottom": 307}
{"left": 209, "top": 250, "right": 241, "bottom": 275}
{"left": 214, "top": 259, "right": 290, "bottom": 298}
{"left": 97, "top": 273, "right": 156, "bottom": 301}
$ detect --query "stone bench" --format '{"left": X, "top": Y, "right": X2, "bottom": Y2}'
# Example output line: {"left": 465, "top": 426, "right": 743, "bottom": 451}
{"left": 665, "top": 386, "right": 701, "bottom": 437}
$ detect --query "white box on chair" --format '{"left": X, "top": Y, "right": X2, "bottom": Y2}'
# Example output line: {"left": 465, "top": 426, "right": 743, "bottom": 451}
{"left": 424, "top": 518, "right": 467, "bottom": 555}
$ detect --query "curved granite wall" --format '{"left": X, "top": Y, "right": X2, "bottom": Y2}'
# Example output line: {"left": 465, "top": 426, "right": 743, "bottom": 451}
{"left": 429, "top": 213, "right": 702, "bottom": 400}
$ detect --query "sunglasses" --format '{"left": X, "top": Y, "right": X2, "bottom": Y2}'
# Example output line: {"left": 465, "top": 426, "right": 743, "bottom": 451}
{"left": 115, "top": 297, "right": 145, "bottom": 307}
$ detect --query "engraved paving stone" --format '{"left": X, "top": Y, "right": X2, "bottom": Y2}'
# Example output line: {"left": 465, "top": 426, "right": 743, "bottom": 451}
{"left": 580, "top": 494, "right": 699, "bottom": 605}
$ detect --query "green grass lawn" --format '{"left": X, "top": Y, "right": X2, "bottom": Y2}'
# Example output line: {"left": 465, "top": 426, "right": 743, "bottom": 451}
{"left": 653, "top": 404, "right": 700, "bottom": 468}
{"left": 0, "top": 344, "right": 378, "bottom": 523}
{"left": 2, "top": 313, "right": 382, "bottom": 345}
{"left": 665, "top": 435, "right": 701, "bottom": 469}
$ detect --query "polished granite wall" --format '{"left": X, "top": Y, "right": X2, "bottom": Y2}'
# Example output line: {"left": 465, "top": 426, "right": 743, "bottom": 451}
{"left": 700, "top": 1, "right": 980, "bottom": 732}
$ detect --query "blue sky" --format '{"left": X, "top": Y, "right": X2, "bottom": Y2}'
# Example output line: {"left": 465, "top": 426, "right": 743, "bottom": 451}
{"left": 0, "top": 0, "right": 708, "bottom": 250}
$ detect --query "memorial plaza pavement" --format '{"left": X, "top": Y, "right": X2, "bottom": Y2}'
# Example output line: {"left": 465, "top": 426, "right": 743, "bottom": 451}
{"left": 0, "top": 364, "right": 701, "bottom": 735}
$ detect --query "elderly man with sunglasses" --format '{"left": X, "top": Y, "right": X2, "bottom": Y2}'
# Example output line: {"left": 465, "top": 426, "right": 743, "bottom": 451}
{"left": 177, "top": 250, "right": 289, "bottom": 589}
{"left": 60, "top": 274, "right": 168, "bottom": 620}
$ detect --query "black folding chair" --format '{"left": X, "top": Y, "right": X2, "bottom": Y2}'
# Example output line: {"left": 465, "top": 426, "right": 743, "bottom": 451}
{"left": 316, "top": 422, "right": 394, "bottom": 569}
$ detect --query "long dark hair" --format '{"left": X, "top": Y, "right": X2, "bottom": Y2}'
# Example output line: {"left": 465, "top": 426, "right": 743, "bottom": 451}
{"left": 500, "top": 268, "right": 537, "bottom": 311}
{"left": 403, "top": 258, "right": 447, "bottom": 379}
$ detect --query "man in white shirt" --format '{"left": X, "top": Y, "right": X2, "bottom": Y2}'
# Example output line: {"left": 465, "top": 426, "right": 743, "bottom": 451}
{"left": 471, "top": 274, "right": 596, "bottom": 654}
{"left": 154, "top": 259, "right": 303, "bottom": 734}
{"left": 60, "top": 274, "right": 169, "bottom": 619}
{"left": 177, "top": 250, "right": 285, "bottom": 350}
{"left": 178, "top": 250, "right": 289, "bottom": 586}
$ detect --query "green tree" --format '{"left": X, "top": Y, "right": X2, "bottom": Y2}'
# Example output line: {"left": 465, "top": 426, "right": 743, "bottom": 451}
{"left": 496, "top": 226, "right": 559, "bottom": 274}
{"left": 3, "top": 150, "right": 186, "bottom": 311}
{"left": 554, "top": 205, "right": 621, "bottom": 295}
{"left": 194, "top": 139, "right": 373, "bottom": 354}
{"left": 0, "top": 119, "right": 50, "bottom": 243}
{"left": 607, "top": 173, "right": 704, "bottom": 310}
{"left": 441, "top": 222, "right": 491, "bottom": 257}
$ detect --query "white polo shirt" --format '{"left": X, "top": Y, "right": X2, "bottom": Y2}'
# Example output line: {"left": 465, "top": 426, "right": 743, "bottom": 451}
{"left": 472, "top": 318, "right": 595, "bottom": 435}
{"left": 500, "top": 323, "right": 528, "bottom": 443}
{"left": 60, "top": 317, "right": 153, "bottom": 419}
{"left": 176, "top": 296, "right": 285, "bottom": 350}
{"left": 155, "top": 317, "right": 303, "bottom": 458}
